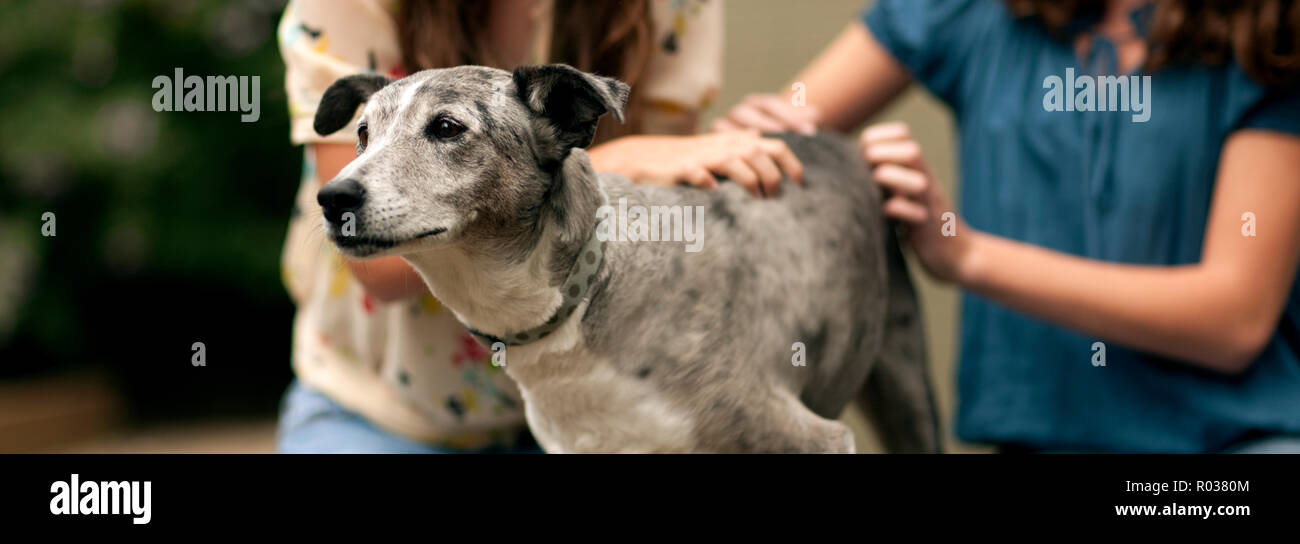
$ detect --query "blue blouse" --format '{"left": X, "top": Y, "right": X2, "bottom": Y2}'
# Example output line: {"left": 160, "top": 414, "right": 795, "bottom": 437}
{"left": 863, "top": 0, "right": 1300, "bottom": 452}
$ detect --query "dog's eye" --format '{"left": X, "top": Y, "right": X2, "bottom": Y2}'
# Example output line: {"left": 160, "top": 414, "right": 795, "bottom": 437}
{"left": 357, "top": 123, "right": 369, "bottom": 149}
{"left": 428, "top": 117, "right": 466, "bottom": 140}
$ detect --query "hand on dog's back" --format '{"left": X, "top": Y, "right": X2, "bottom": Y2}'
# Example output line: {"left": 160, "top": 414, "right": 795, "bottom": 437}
{"left": 587, "top": 131, "right": 804, "bottom": 198}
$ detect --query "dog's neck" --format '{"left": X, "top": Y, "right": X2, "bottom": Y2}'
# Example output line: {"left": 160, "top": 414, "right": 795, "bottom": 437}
{"left": 402, "top": 149, "right": 604, "bottom": 338}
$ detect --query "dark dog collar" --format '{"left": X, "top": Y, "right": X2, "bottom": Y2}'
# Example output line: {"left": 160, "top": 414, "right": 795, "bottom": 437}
{"left": 465, "top": 186, "right": 608, "bottom": 348}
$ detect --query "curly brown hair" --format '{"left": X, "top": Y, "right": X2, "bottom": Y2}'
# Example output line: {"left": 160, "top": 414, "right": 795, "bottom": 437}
{"left": 1004, "top": 0, "right": 1300, "bottom": 88}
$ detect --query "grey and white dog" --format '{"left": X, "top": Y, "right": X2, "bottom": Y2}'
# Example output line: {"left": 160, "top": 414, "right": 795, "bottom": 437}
{"left": 312, "top": 64, "right": 938, "bottom": 453}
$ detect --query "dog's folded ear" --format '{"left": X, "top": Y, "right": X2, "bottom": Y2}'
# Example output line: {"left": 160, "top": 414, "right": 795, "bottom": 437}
{"left": 512, "top": 64, "right": 630, "bottom": 152}
{"left": 313, "top": 74, "right": 392, "bottom": 136}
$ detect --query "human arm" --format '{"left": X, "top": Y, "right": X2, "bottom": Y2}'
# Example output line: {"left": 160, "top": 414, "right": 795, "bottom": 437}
{"left": 864, "top": 123, "right": 1300, "bottom": 373}
{"left": 586, "top": 131, "right": 805, "bottom": 197}
{"left": 711, "top": 22, "right": 913, "bottom": 134}
{"left": 314, "top": 143, "right": 428, "bottom": 303}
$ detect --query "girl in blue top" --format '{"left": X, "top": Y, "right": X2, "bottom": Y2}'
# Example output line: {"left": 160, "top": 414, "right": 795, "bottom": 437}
{"left": 716, "top": 0, "right": 1300, "bottom": 452}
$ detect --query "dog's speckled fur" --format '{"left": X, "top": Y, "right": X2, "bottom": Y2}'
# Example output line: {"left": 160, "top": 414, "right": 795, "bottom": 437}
{"left": 314, "top": 64, "right": 938, "bottom": 453}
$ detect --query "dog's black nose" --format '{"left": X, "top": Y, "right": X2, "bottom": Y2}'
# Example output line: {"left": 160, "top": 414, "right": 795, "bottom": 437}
{"left": 317, "top": 179, "right": 366, "bottom": 223}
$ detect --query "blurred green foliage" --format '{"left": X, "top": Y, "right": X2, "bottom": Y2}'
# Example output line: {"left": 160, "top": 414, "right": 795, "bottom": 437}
{"left": 0, "top": 0, "right": 300, "bottom": 399}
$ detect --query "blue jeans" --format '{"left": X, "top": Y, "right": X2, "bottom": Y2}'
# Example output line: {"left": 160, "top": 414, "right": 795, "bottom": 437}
{"left": 276, "top": 380, "right": 541, "bottom": 454}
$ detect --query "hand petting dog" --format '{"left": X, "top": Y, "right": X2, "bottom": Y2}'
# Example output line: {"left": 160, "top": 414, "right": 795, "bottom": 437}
{"left": 860, "top": 122, "right": 973, "bottom": 284}
{"left": 589, "top": 130, "right": 804, "bottom": 197}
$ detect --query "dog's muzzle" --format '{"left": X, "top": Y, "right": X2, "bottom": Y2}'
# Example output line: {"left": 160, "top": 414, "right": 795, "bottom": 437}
{"left": 317, "top": 178, "right": 366, "bottom": 224}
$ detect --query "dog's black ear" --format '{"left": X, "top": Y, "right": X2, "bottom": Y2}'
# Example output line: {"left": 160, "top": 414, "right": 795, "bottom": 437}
{"left": 512, "top": 64, "right": 629, "bottom": 152}
{"left": 313, "top": 74, "right": 392, "bottom": 136}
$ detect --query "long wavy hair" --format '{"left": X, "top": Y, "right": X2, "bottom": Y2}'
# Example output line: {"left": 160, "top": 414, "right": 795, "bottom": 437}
{"left": 396, "top": 0, "right": 653, "bottom": 142}
{"left": 1005, "top": 0, "right": 1300, "bottom": 88}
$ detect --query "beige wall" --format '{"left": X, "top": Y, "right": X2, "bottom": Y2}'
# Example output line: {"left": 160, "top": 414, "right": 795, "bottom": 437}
{"left": 702, "top": 0, "right": 982, "bottom": 452}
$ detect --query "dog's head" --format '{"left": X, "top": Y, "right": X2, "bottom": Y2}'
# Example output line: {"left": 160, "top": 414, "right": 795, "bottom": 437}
{"left": 312, "top": 64, "right": 628, "bottom": 258}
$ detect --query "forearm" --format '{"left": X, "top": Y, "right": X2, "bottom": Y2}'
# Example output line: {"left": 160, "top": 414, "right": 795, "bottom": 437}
{"left": 782, "top": 22, "right": 911, "bottom": 132}
{"left": 313, "top": 143, "right": 427, "bottom": 302}
{"left": 959, "top": 232, "right": 1271, "bottom": 373}
{"left": 586, "top": 137, "right": 636, "bottom": 178}
{"left": 588, "top": 109, "right": 700, "bottom": 178}
{"left": 344, "top": 257, "right": 428, "bottom": 302}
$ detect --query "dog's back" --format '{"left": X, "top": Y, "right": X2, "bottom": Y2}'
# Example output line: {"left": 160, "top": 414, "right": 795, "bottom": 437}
{"left": 580, "top": 132, "right": 938, "bottom": 452}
